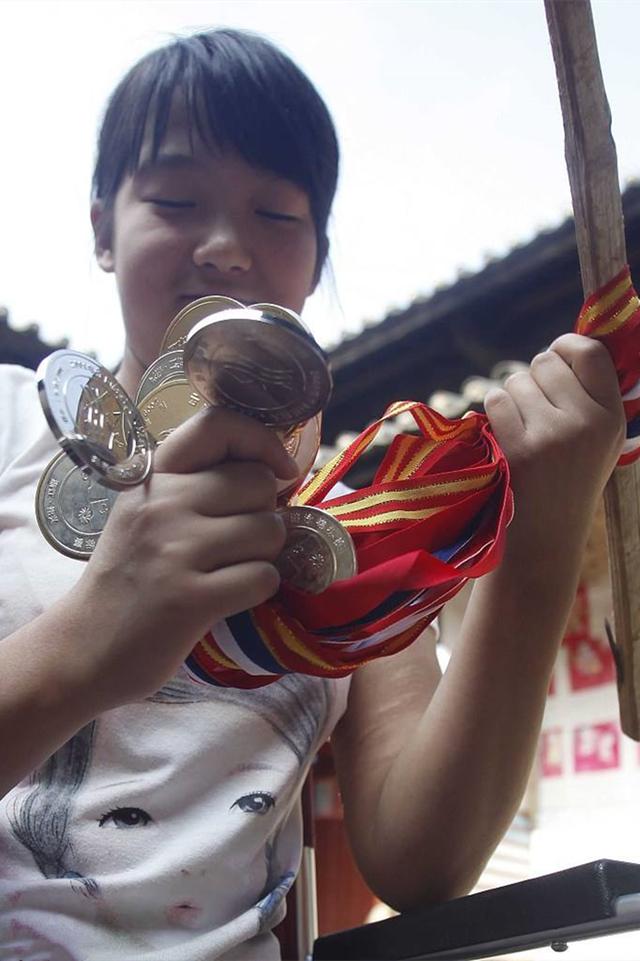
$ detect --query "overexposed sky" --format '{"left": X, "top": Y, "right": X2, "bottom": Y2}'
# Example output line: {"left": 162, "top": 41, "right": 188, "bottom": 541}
{"left": 1, "top": 0, "right": 639, "bottom": 367}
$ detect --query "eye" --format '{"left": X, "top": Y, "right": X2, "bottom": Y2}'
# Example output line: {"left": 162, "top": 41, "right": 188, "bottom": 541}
{"left": 144, "top": 198, "right": 196, "bottom": 209}
{"left": 98, "top": 806, "right": 153, "bottom": 829}
{"left": 255, "top": 209, "right": 301, "bottom": 223}
{"left": 231, "top": 792, "right": 275, "bottom": 815}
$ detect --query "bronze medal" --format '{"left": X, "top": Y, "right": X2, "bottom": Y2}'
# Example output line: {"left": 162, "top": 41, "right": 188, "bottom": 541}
{"left": 183, "top": 307, "right": 332, "bottom": 430}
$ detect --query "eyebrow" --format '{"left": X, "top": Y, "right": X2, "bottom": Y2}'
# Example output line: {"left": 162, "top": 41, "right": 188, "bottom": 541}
{"left": 135, "top": 153, "right": 197, "bottom": 178}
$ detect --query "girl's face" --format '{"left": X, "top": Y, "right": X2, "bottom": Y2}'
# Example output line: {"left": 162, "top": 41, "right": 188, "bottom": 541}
{"left": 92, "top": 102, "right": 318, "bottom": 371}
{"left": 69, "top": 699, "right": 301, "bottom": 947}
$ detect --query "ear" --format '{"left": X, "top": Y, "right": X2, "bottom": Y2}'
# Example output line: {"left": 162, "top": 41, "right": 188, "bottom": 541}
{"left": 91, "top": 199, "right": 115, "bottom": 273}
{"left": 310, "top": 234, "right": 330, "bottom": 293}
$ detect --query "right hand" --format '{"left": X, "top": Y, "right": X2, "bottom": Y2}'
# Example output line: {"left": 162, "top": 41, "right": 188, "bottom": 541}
{"left": 67, "top": 407, "right": 300, "bottom": 708}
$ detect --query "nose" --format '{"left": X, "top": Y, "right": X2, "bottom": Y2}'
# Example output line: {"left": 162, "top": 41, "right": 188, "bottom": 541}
{"left": 192, "top": 217, "right": 252, "bottom": 275}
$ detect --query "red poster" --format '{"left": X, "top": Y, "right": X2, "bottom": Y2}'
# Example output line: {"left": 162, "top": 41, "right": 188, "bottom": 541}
{"left": 540, "top": 727, "right": 563, "bottom": 777}
{"left": 563, "top": 584, "right": 616, "bottom": 691}
{"left": 573, "top": 722, "right": 620, "bottom": 772}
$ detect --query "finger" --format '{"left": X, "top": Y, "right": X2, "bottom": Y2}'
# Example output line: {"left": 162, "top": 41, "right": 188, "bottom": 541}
{"left": 154, "top": 406, "right": 300, "bottom": 479}
{"left": 529, "top": 348, "right": 587, "bottom": 411}
{"left": 484, "top": 385, "right": 525, "bottom": 444}
{"left": 548, "top": 334, "right": 622, "bottom": 411}
{"left": 186, "top": 511, "right": 287, "bottom": 571}
{"left": 490, "top": 371, "right": 549, "bottom": 430}
{"left": 196, "top": 560, "right": 282, "bottom": 616}
{"left": 158, "top": 461, "right": 281, "bottom": 517}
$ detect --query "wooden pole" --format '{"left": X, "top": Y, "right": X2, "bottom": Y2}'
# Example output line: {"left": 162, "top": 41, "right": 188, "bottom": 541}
{"left": 545, "top": 0, "right": 640, "bottom": 739}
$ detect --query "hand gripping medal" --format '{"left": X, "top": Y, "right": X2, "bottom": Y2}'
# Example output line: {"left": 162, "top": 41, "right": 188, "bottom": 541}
{"left": 181, "top": 302, "right": 353, "bottom": 594}
{"left": 35, "top": 300, "right": 353, "bottom": 600}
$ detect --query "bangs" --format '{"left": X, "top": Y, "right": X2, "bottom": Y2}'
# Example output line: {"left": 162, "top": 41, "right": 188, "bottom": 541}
{"left": 92, "top": 30, "right": 338, "bottom": 240}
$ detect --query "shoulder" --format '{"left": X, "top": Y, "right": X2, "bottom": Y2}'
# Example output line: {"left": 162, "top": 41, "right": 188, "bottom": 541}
{"left": 0, "top": 364, "right": 45, "bottom": 472}
{"left": 0, "top": 362, "right": 37, "bottom": 394}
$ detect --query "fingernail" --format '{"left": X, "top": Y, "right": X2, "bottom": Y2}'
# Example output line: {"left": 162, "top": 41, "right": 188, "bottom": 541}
{"left": 280, "top": 452, "right": 300, "bottom": 479}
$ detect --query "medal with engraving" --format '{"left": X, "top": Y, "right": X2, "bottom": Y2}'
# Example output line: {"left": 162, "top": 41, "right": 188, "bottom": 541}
{"left": 183, "top": 306, "right": 332, "bottom": 430}
{"left": 38, "top": 350, "right": 153, "bottom": 491}
{"left": 275, "top": 505, "right": 357, "bottom": 594}
{"left": 139, "top": 379, "right": 209, "bottom": 442}
{"left": 160, "top": 295, "right": 244, "bottom": 354}
{"left": 135, "top": 350, "right": 186, "bottom": 406}
{"left": 35, "top": 450, "right": 119, "bottom": 560}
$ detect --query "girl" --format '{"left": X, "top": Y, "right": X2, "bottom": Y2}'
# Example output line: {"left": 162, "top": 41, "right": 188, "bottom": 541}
{"left": 0, "top": 27, "right": 625, "bottom": 960}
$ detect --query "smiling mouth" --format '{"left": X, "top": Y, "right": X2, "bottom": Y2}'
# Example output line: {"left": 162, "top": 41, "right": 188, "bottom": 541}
{"left": 165, "top": 901, "right": 204, "bottom": 928}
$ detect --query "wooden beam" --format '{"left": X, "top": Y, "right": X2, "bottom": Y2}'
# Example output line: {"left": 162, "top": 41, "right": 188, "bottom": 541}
{"left": 545, "top": 0, "right": 640, "bottom": 738}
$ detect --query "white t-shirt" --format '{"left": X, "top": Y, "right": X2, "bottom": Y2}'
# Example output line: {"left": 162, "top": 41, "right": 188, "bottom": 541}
{"left": 0, "top": 365, "right": 350, "bottom": 961}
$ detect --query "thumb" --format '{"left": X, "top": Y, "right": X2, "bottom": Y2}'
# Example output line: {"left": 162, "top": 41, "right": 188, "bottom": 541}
{"left": 153, "top": 406, "right": 300, "bottom": 479}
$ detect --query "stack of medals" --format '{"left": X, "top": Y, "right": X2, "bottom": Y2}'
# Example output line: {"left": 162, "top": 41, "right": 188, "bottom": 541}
{"left": 35, "top": 297, "right": 357, "bottom": 597}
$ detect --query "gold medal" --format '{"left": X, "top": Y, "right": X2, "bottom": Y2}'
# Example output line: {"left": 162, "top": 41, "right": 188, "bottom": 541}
{"left": 160, "top": 295, "right": 243, "bottom": 354}
{"left": 135, "top": 350, "right": 186, "bottom": 405}
{"left": 276, "top": 414, "right": 322, "bottom": 504}
{"left": 138, "top": 379, "right": 209, "bottom": 443}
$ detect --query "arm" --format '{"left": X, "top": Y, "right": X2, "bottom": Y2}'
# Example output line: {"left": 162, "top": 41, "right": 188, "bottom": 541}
{"left": 0, "top": 408, "right": 297, "bottom": 800}
{"left": 332, "top": 334, "right": 625, "bottom": 911}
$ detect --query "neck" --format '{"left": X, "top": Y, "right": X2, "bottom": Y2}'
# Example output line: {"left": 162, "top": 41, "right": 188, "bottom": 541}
{"left": 116, "top": 343, "right": 147, "bottom": 399}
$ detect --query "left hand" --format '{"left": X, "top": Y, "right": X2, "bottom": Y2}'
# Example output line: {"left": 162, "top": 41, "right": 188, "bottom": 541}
{"left": 484, "top": 333, "right": 625, "bottom": 560}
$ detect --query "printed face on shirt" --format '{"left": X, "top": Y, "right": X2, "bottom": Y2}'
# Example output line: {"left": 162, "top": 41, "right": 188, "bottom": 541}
{"left": 92, "top": 95, "right": 318, "bottom": 370}
{"left": 67, "top": 698, "right": 300, "bottom": 946}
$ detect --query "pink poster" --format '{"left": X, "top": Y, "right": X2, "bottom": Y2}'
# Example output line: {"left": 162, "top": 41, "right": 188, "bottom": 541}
{"left": 573, "top": 722, "right": 620, "bottom": 772}
{"left": 540, "top": 728, "right": 564, "bottom": 777}
{"left": 563, "top": 584, "right": 616, "bottom": 691}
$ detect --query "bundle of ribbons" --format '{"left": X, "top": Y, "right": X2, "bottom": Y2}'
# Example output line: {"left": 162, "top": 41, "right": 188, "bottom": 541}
{"left": 186, "top": 265, "right": 640, "bottom": 688}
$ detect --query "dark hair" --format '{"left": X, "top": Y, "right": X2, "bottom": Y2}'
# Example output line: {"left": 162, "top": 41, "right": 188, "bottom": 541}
{"left": 92, "top": 29, "right": 339, "bottom": 279}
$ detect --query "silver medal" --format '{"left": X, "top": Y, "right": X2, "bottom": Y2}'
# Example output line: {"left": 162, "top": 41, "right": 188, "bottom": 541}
{"left": 36, "top": 450, "right": 118, "bottom": 559}
{"left": 38, "top": 350, "right": 154, "bottom": 490}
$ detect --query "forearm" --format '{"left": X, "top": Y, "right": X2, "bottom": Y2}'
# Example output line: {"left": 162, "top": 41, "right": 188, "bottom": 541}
{"left": 367, "top": 532, "right": 584, "bottom": 910}
{"left": 0, "top": 598, "right": 104, "bottom": 800}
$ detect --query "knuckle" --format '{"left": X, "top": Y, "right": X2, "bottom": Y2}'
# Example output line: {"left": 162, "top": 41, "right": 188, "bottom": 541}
{"left": 255, "top": 512, "right": 287, "bottom": 558}
{"left": 123, "top": 499, "right": 159, "bottom": 544}
{"left": 551, "top": 332, "right": 581, "bottom": 353}
{"left": 484, "top": 386, "right": 507, "bottom": 408}
{"left": 504, "top": 371, "right": 527, "bottom": 391}
{"left": 581, "top": 336, "right": 607, "bottom": 356}
{"left": 223, "top": 462, "right": 277, "bottom": 509}
{"left": 253, "top": 466, "right": 278, "bottom": 504}
{"left": 530, "top": 349, "right": 554, "bottom": 366}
